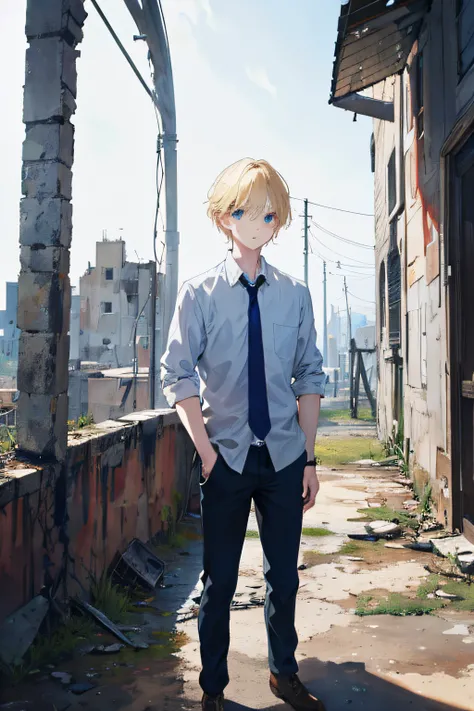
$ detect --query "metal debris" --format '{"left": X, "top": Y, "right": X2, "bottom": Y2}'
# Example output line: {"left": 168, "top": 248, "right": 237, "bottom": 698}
{"left": 112, "top": 538, "right": 165, "bottom": 590}
{"left": 71, "top": 598, "right": 148, "bottom": 650}
{"left": 94, "top": 643, "right": 125, "bottom": 654}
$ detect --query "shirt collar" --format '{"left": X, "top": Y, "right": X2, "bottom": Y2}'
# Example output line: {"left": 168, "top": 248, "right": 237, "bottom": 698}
{"left": 224, "top": 252, "right": 269, "bottom": 287}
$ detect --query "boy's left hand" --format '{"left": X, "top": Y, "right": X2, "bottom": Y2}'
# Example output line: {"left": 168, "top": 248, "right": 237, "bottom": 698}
{"left": 302, "top": 466, "right": 320, "bottom": 514}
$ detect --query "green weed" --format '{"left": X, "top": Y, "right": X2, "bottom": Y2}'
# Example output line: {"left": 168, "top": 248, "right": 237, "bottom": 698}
{"left": 302, "top": 527, "right": 335, "bottom": 537}
{"left": 315, "top": 438, "right": 384, "bottom": 467}
{"left": 90, "top": 572, "right": 132, "bottom": 623}
{"left": 356, "top": 505, "right": 419, "bottom": 531}
{"left": 245, "top": 530, "right": 259, "bottom": 538}
{"left": 356, "top": 592, "right": 443, "bottom": 617}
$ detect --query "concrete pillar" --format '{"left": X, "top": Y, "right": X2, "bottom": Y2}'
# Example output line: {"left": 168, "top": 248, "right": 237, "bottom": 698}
{"left": 17, "top": 0, "right": 87, "bottom": 461}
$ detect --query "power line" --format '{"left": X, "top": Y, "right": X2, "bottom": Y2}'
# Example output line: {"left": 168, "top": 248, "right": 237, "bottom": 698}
{"left": 291, "top": 195, "right": 374, "bottom": 218}
{"left": 308, "top": 229, "right": 375, "bottom": 268}
{"left": 347, "top": 290, "right": 376, "bottom": 304}
{"left": 311, "top": 219, "right": 374, "bottom": 251}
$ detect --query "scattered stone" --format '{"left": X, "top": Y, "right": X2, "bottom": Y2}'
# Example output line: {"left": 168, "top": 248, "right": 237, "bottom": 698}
{"left": 346, "top": 557, "right": 364, "bottom": 562}
{"left": 51, "top": 671, "right": 72, "bottom": 684}
{"left": 94, "top": 643, "right": 124, "bottom": 654}
{"left": 435, "top": 589, "right": 462, "bottom": 600}
{"left": 403, "top": 500, "right": 418, "bottom": 510}
{"left": 384, "top": 543, "right": 404, "bottom": 549}
{"left": 365, "top": 521, "right": 401, "bottom": 539}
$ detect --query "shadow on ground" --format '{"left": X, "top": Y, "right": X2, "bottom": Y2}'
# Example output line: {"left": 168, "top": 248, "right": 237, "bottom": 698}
{"left": 226, "top": 656, "right": 469, "bottom": 711}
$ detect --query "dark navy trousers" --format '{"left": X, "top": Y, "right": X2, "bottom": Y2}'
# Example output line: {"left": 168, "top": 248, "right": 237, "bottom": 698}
{"left": 198, "top": 445, "right": 306, "bottom": 696}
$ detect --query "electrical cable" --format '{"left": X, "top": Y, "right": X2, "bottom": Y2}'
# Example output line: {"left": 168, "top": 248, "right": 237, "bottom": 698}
{"left": 347, "top": 290, "right": 376, "bottom": 304}
{"left": 290, "top": 194, "right": 374, "bottom": 217}
{"left": 311, "top": 219, "right": 374, "bottom": 251}
{"left": 309, "top": 228, "right": 375, "bottom": 267}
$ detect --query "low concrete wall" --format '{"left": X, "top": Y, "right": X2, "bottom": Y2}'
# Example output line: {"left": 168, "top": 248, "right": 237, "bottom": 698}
{"left": 0, "top": 409, "right": 194, "bottom": 623}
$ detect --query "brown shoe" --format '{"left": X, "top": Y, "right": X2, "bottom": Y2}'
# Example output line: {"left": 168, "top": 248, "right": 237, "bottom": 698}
{"left": 270, "top": 673, "right": 326, "bottom": 711}
{"left": 202, "top": 693, "right": 224, "bottom": 711}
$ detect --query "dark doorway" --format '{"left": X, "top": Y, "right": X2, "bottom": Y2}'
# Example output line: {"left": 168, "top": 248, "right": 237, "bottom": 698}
{"left": 450, "top": 130, "right": 474, "bottom": 535}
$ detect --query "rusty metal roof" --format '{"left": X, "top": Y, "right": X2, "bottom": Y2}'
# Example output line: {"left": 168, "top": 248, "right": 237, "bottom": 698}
{"left": 330, "top": 0, "right": 431, "bottom": 102}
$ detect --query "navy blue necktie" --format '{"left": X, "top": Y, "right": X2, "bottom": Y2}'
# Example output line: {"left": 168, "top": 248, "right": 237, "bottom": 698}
{"left": 240, "top": 274, "right": 271, "bottom": 441}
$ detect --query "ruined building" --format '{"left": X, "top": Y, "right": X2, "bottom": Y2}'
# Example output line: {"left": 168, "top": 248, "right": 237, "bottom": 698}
{"left": 330, "top": 0, "right": 474, "bottom": 537}
{"left": 79, "top": 238, "right": 154, "bottom": 367}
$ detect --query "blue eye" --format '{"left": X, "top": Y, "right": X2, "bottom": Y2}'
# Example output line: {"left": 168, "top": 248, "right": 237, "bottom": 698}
{"left": 231, "top": 209, "right": 244, "bottom": 220}
{"left": 264, "top": 213, "right": 275, "bottom": 224}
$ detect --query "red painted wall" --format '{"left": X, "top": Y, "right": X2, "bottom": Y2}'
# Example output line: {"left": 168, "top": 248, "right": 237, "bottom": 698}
{"left": 0, "top": 412, "right": 194, "bottom": 622}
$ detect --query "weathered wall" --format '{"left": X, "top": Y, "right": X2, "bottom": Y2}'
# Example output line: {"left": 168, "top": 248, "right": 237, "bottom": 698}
{"left": 373, "top": 0, "right": 474, "bottom": 524}
{"left": 0, "top": 411, "right": 194, "bottom": 622}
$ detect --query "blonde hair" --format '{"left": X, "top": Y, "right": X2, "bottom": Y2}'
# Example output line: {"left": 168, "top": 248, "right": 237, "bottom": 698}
{"left": 207, "top": 158, "right": 292, "bottom": 240}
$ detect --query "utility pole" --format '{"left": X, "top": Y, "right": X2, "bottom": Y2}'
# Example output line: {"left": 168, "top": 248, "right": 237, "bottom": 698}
{"left": 343, "top": 276, "right": 352, "bottom": 350}
{"left": 124, "top": 0, "right": 179, "bottom": 407}
{"left": 303, "top": 198, "right": 309, "bottom": 287}
{"left": 323, "top": 261, "right": 328, "bottom": 366}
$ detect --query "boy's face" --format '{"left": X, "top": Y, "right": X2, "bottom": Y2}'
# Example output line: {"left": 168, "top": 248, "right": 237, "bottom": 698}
{"left": 220, "top": 205, "right": 278, "bottom": 251}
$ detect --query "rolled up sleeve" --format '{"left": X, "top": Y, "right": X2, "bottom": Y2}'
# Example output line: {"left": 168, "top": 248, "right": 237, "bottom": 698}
{"left": 160, "top": 283, "right": 206, "bottom": 407}
{"left": 291, "top": 287, "right": 326, "bottom": 398}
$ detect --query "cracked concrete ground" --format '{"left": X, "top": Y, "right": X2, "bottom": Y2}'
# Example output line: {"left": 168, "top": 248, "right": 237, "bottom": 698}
{"left": 2, "top": 459, "right": 474, "bottom": 711}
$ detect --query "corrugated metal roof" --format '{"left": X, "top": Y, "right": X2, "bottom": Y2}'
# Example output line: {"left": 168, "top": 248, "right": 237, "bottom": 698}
{"left": 330, "top": 0, "right": 431, "bottom": 102}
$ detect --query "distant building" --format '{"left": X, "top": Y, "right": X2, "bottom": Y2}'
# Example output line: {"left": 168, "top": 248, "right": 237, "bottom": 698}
{"left": 0, "top": 282, "right": 20, "bottom": 362}
{"left": 326, "top": 305, "right": 372, "bottom": 376}
{"left": 70, "top": 291, "right": 80, "bottom": 362}
{"left": 79, "top": 239, "right": 155, "bottom": 368}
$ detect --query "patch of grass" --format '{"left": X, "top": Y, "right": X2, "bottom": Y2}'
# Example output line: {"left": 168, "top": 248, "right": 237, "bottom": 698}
{"left": 417, "top": 575, "right": 441, "bottom": 599}
{"left": 315, "top": 437, "right": 384, "bottom": 467}
{"left": 320, "top": 408, "right": 374, "bottom": 423}
{"left": 245, "top": 530, "right": 259, "bottom": 538}
{"left": 90, "top": 572, "right": 132, "bottom": 623}
{"left": 443, "top": 580, "right": 474, "bottom": 611}
{"left": 338, "top": 539, "right": 385, "bottom": 556}
{"left": 355, "top": 592, "right": 444, "bottom": 617}
{"left": 302, "top": 527, "right": 335, "bottom": 537}
{"left": 356, "top": 505, "right": 419, "bottom": 531}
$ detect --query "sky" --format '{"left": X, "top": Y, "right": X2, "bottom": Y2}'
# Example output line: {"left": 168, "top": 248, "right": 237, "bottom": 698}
{"left": 0, "top": 0, "right": 376, "bottom": 338}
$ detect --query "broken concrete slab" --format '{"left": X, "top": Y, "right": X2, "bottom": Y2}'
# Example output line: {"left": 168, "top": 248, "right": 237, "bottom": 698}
{"left": 430, "top": 534, "right": 474, "bottom": 559}
{"left": 0, "top": 595, "right": 49, "bottom": 668}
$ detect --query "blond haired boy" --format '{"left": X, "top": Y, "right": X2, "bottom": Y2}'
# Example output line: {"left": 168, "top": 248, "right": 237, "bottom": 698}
{"left": 161, "top": 158, "right": 326, "bottom": 711}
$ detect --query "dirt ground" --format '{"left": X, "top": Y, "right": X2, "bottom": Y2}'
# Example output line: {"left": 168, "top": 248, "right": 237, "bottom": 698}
{"left": 2, "top": 441, "right": 474, "bottom": 711}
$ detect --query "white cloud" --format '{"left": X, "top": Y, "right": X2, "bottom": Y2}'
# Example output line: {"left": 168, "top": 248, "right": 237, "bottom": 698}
{"left": 245, "top": 66, "right": 277, "bottom": 97}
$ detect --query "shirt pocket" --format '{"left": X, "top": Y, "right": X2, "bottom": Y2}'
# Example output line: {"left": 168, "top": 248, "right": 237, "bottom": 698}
{"left": 273, "top": 323, "right": 298, "bottom": 362}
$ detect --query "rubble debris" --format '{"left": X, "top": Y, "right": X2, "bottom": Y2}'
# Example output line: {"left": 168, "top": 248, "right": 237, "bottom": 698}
{"left": 384, "top": 543, "right": 404, "bottom": 549}
{"left": 403, "top": 500, "right": 419, "bottom": 510}
{"left": 430, "top": 534, "right": 474, "bottom": 560}
{"left": 71, "top": 599, "right": 148, "bottom": 650}
{"left": 364, "top": 520, "right": 401, "bottom": 539}
{"left": 69, "top": 682, "right": 95, "bottom": 695}
{"left": 94, "top": 643, "right": 124, "bottom": 654}
{"left": 346, "top": 556, "right": 364, "bottom": 562}
{"left": 403, "top": 541, "right": 433, "bottom": 552}
{"left": 348, "top": 534, "right": 378, "bottom": 542}
{"left": 51, "top": 671, "right": 73, "bottom": 684}
{"left": 435, "top": 589, "right": 463, "bottom": 600}
{"left": 112, "top": 539, "right": 165, "bottom": 590}
{"left": 0, "top": 595, "right": 49, "bottom": 668}
{"left": 298, "top": 564, "right": 308, "bottom": 570}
